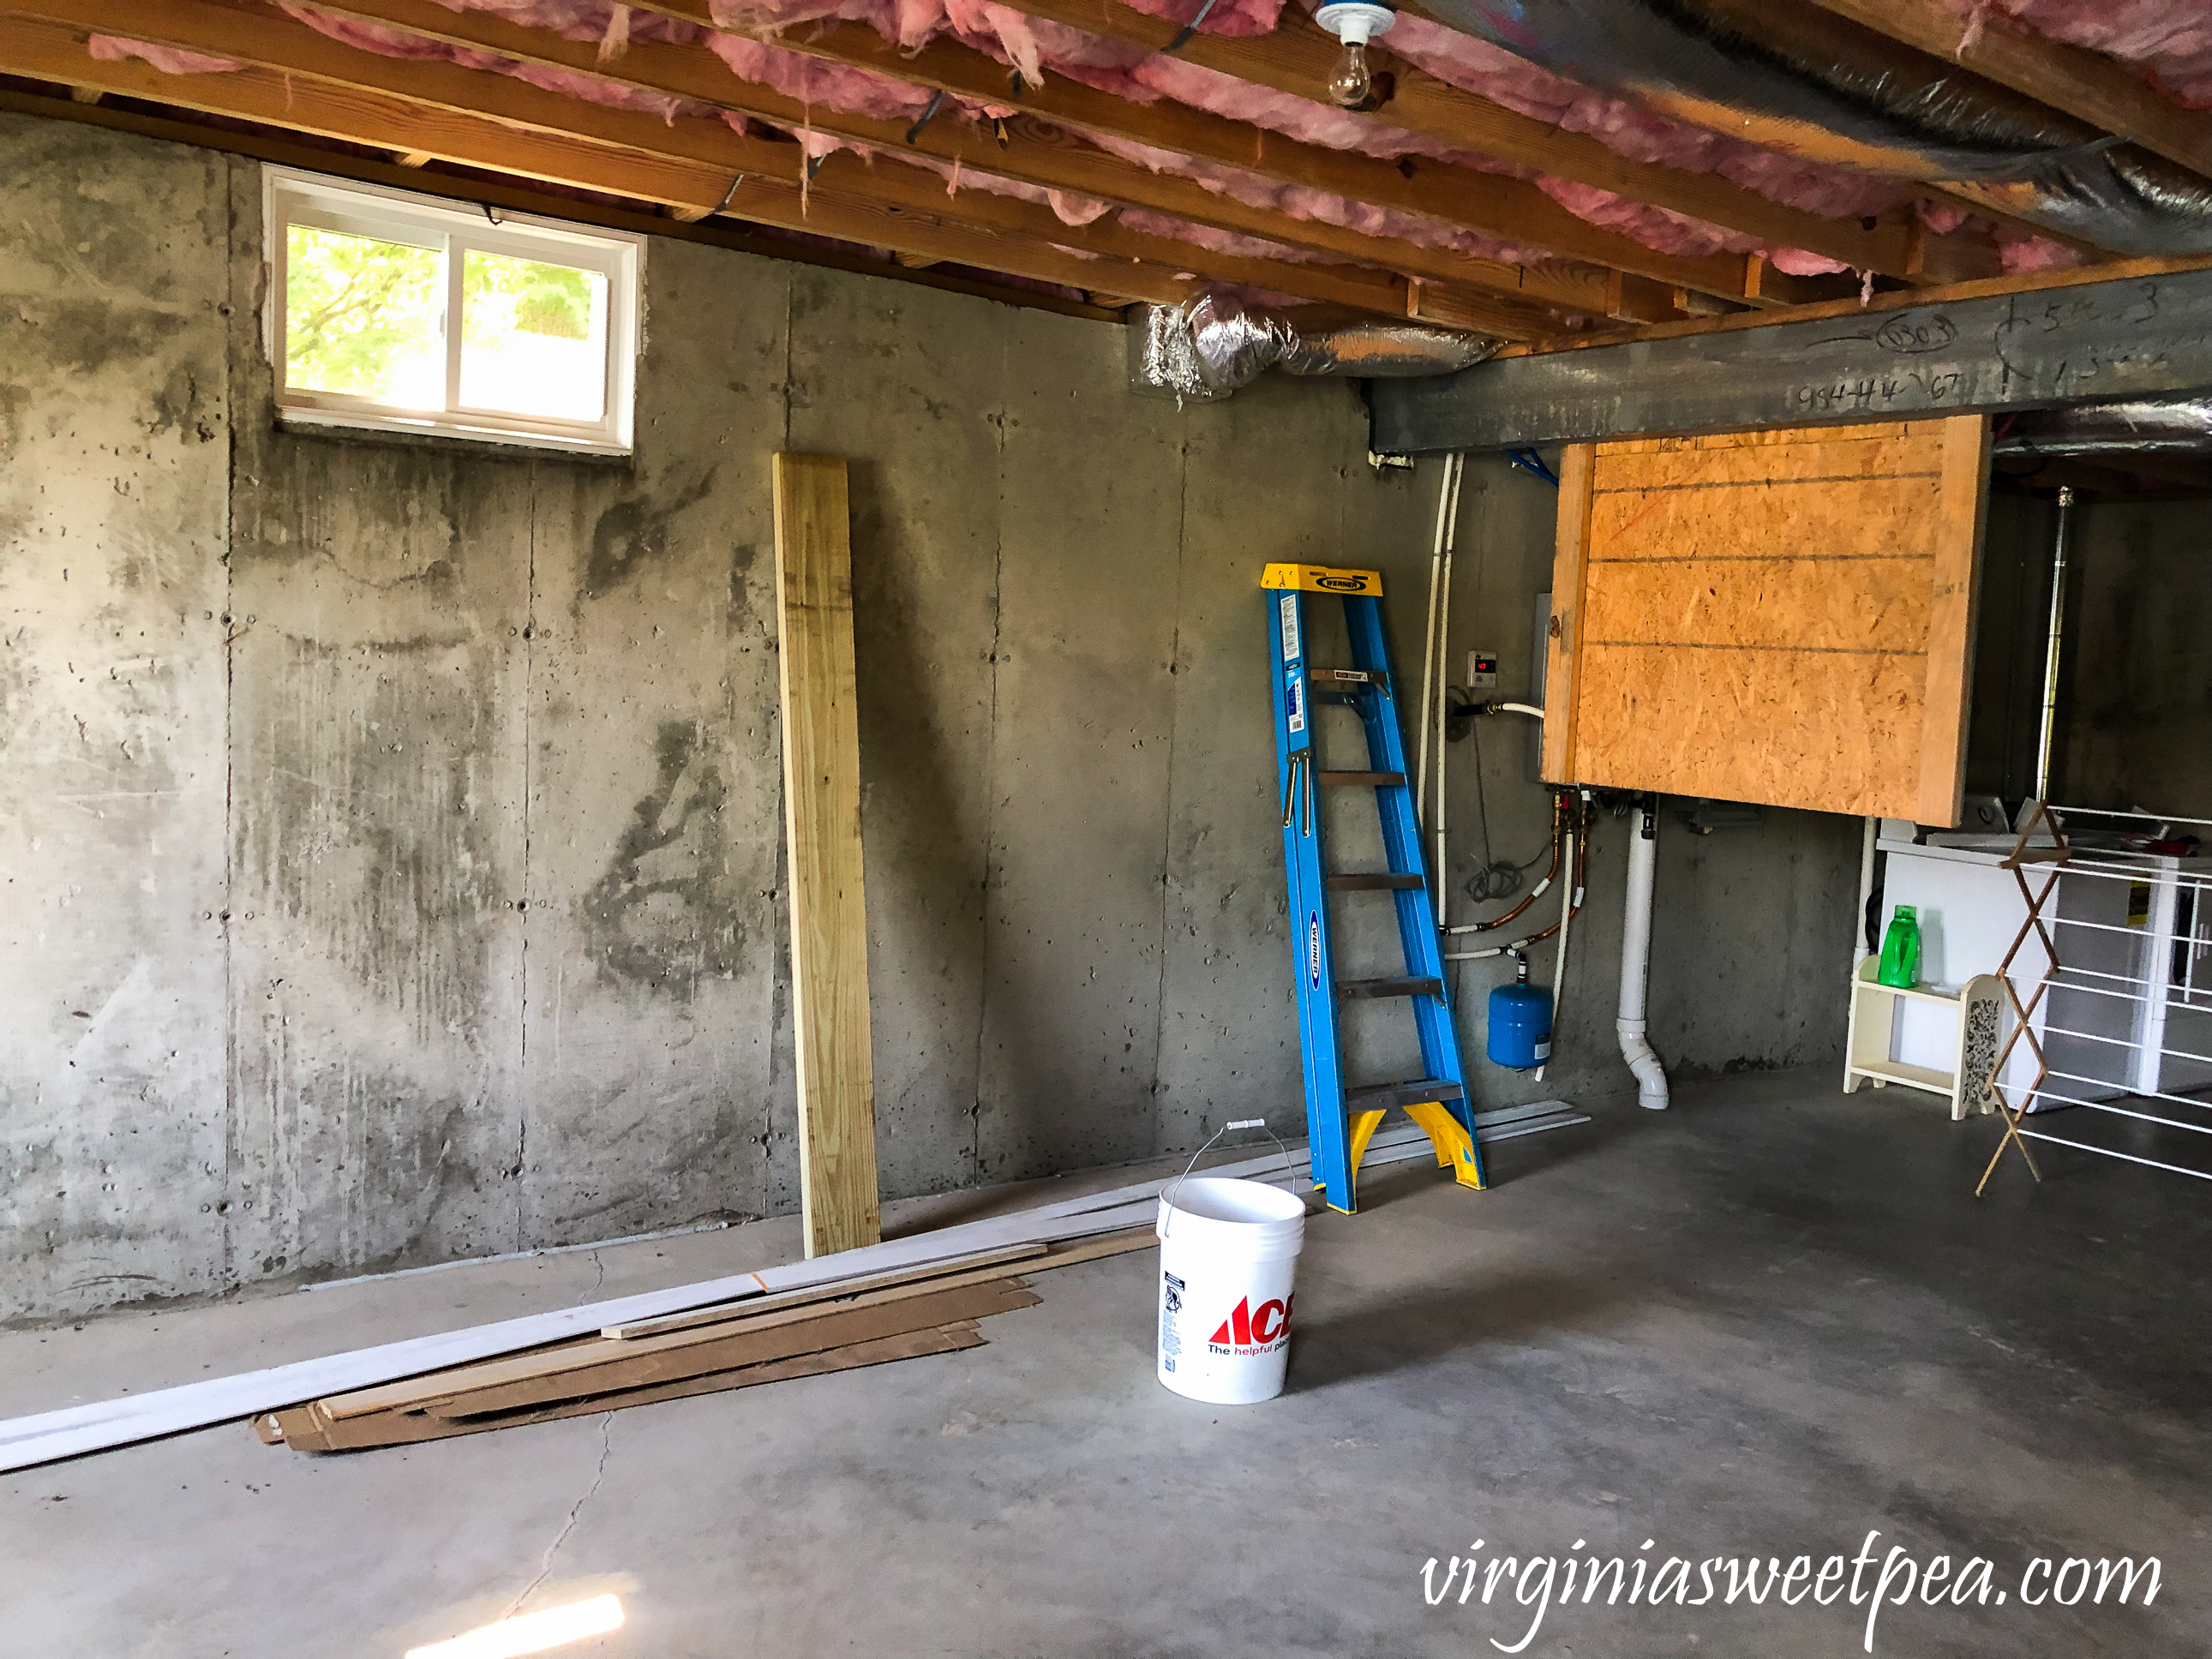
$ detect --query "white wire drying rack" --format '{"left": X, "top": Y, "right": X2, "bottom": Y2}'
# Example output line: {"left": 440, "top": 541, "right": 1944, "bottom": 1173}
{"left": 1981, "top": 802, "right": 2212, "bottom": 1189}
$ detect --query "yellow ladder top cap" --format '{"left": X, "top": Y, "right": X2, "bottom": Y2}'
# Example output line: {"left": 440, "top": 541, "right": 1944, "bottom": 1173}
{"left": 1262, "top": 563, "right": 1383, "bottom": 596}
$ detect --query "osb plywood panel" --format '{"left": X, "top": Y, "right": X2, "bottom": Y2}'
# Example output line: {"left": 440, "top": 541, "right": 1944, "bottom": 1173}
{"left": 1543, "top": 416, "right": 1988, "bottom": 824}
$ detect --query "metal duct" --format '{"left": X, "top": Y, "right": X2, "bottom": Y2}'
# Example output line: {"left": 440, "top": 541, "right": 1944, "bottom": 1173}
{"left": 1136, "top": 290, "right": 1498, "bottom": 400}
{"left": 1996, "top": 398, "right": 2212, "bottom": 459}
{"left": 1417, "top": 0, "right": 2212, "bottom": 256}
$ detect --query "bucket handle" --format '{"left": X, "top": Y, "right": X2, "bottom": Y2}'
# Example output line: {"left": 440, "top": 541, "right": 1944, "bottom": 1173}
{"left": 1160, "top": 1117, "right": 1298, "bottom": 1241}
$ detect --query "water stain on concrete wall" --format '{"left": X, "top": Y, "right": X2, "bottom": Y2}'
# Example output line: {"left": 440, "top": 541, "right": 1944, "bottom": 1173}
{"left": 582, "top": 469, "right": 717, "bottom": 602}
{"left": 581, "top": 717, "right": 743, "bottom": 995}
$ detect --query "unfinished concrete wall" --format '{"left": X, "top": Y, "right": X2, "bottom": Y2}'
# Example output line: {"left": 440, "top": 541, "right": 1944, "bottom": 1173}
{"left": 2053, "top": 500, "right": 2212, "bottom": 821}
{"left": 0, "top": 119, "right": 234, "bottom": 1317}
{"left": 1, "top": 111, "right": 1857, "bottom": 1321}
{"left": 1966, "top": 491, "right": 2062, "bottom": 805}
{"left": 1966, "top": 492, "right": 2210, "bottom": 820}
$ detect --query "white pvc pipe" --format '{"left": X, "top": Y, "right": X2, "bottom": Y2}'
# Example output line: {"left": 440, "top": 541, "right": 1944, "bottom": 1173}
{"left": 1490, "top": 702, "right": 1544, "bottom": 719}
{"left": 1851, "top": 813, "right": 1877, "bottom": 978}
{"left": 2033, "top": 484, "right": 2074, "bottom": 802}
{"left": 1434, "top": 456, "right": 1463, "bottom": 928}
{"left": 1534, "top": 821, "right": 1576, "bottom": 1083}
{"left": 1617, "top": 800, "right": 1669, "bottom": 1111}
{"left": 1414, "top": 455, "right": 1454, "bottom": 823}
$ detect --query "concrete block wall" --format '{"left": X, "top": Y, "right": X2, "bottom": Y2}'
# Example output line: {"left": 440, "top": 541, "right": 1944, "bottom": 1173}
{"left": 0, "top": 113, "right": 1857, "bottom": 1321}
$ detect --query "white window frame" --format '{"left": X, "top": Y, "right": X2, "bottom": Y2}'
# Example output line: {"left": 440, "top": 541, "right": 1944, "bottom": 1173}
{"left": 265, "top": 167, "right": 641, "bottom": 454}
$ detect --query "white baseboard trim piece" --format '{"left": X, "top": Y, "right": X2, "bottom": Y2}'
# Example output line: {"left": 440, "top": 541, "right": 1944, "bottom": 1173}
{"left": 0, "top": 1107, "right": 1586, "bottom": 1470}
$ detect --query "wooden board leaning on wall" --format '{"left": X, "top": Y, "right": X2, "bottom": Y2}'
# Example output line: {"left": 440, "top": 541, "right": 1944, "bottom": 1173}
{"left": 1542, "top": 417, "right": 1989, "bottom": 825}
{"left": 773, "top": 453, "right": 883, "bottom": 1257}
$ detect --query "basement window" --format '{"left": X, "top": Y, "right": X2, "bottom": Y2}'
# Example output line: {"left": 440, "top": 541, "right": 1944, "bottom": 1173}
{"left": 265, "top": 169, "right": 640, "bottom": 453}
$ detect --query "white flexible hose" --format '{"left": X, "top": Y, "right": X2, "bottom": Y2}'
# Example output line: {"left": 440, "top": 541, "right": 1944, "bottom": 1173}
{"left": 1617, "top": 802, "right": 1669, "bottom": 1111}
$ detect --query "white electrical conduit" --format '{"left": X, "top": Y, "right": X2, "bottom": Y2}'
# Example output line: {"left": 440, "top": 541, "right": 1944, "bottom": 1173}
{"left": 1618, "top": 799, "right": 1670, "bottom": 1111}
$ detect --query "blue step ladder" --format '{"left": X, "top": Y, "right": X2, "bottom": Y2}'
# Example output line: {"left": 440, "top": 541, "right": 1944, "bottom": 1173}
{"left": 1265, "top": 562, "right": 1484, "bottom": 1214}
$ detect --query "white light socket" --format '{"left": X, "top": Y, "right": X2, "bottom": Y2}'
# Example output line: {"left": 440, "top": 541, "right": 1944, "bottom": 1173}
{"left": 1315, "top": 1, "right": 1397, "bottom": 45}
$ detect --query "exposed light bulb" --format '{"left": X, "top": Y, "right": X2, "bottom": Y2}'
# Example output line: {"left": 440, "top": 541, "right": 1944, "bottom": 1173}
{"left": 1325, "top": 39, "right": 1373, "bottom": 109}
{"left": 1314, "top": 2, "right": 1397, "bottom": 111}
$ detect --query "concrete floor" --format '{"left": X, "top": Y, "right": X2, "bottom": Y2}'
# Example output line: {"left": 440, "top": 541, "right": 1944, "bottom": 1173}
{"left": 3, "top": 1067, "right": 2207, "bottom": 1658}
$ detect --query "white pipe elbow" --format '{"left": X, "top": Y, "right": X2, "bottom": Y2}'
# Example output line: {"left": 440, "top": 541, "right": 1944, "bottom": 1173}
{"left": 1616, "top": 800, "right": 1669, "bottom": 1111}
{"left": 1616, "top": 1017, "right": 1669, "bottom": 1111}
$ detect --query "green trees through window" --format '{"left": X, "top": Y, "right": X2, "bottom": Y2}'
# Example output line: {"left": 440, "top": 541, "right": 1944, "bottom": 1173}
{"left": 284, "top": 226, "right": 603, "bottom": 417}
{"left": 283, "top": 225, "right": 438, "bottom": 402}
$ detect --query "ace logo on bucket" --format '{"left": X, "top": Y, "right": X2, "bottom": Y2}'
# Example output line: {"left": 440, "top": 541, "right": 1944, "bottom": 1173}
{"left": 1208, "top": 1293, "right": 1292, "bottom": 1353}
{"left": 1155, "top": 1175, "right": 1305, "bottom": 1404}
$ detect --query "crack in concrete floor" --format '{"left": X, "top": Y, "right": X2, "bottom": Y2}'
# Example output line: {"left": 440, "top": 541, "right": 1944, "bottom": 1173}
{"left": 506, "top": 1410, "right": 615, "bottom": 1622}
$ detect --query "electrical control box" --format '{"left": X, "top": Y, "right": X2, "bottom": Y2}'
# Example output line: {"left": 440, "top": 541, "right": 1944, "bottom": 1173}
{"left": 1466, "top": 651, "right": 1498, "bottom": 689}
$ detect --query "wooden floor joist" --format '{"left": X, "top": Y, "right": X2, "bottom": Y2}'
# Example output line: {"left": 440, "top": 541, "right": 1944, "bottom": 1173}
{"left": 0, "top": 15, "right": 1194, "bottom": 302}
{"left": 0, "top": 0, "right": 1554, "bottom": 334}
{"left": 171, "top": 0, "right": 1580, "bottom": 330}
{"left": 1801, "top": 0, "right": 2212, "bottom": 184}
{"left": 614, "top": 0, "right": 1819, "bottom": 308}
{"left": 0, "top": 87, "right": 1122, "bottom": 323}
{"left": 871, "top": 0, "right": 2002, "bottom": 288}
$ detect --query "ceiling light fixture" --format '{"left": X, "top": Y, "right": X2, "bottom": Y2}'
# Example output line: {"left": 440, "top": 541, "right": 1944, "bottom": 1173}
{"left": 1315, "top": 2, "right": 1397, "bottom": 110}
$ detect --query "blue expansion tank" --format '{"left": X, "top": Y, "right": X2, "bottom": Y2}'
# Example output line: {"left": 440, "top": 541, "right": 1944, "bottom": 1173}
{"left": 1487, "top": 981, "right": 1554, "bottom": 1070}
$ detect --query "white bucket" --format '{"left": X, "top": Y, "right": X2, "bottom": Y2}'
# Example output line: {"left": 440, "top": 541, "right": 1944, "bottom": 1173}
{"left": 1155, "top": 1176, "right": 1307, "bottom": 1404}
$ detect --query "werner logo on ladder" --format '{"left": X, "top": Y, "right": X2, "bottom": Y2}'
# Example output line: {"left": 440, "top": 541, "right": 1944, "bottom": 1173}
{"left": 1263, "top": 561, "right": 1484, "bottom": 1213}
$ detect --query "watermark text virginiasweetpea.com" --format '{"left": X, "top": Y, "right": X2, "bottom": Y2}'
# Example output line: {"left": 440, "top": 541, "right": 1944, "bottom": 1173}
{"left": 1421, "top": 1530, "right": 2161, "bottom": 1653}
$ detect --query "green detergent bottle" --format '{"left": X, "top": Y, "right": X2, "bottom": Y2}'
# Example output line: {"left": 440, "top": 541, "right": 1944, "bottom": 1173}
{"left": 1877, "top": 904, "right": 1921, "bottom": 989}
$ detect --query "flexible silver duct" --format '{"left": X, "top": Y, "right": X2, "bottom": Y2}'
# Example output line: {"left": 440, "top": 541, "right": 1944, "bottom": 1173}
{"left": 1418, "top": 0, "right": 2212, "bottom": 256}
{"left": 1136, "top": 290, "right": 1498, "bottom": 400}
{"left": 1997, "top": 398, "right": 2212, "bottom": 458}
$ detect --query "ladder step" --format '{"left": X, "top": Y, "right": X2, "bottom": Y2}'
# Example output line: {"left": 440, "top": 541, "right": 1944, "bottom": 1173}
{"left": 1317, "top": 770, "right": 1405, "bottom": 788}
{"left": 1346, "top": 1077, "right": 1468, "bottom": 1111}
{"left": 1336, "top": 975, "right": 1445, "bottom": 1001}
{"left": 1326, "top": 872, "right": 1424, "bottom": 891}
{"left": 1308, "top": 668, "right": 1385, "bottom": 702}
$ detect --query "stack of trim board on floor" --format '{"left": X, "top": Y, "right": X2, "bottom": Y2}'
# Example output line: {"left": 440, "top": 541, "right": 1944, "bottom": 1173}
{"left": 256, "top": 1231, "right": 1147, "bottom": 1453}
{"left": 0, "top": 1103, "right": 1587, "bottom": 1470}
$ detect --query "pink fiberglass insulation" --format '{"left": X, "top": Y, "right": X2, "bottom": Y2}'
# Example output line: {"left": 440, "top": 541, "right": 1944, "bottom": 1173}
{"left": 1973, "top": 0, "right": 2212, "bottom": 105}
{"left": 276, "top": 0, "right": 1856, "bottom": 276}
{"left": 901, "top": 151, "right": 1118, "bottom": 225}
{"left": 456, "top": 0, "right": 1558, "bottom": 255}
{"left": 1080, "top": 129, "right": 1544, "bottom": 261}
{"left": 1373, "top": 9, "right": 1905, "bottom": 224}
{"left": 117, "top": 0, "right": 2078, "bottom": 290}
{"left": 920, "top": 1, "right": 1787, "bottom": 266}
{"left": 1118, "top": 208, "right": 1323, "bottom": 262}
{"left": 704, "top": 31, "right": 941, "bottom": 121}
{"left": 282, "top": 5, "right": 705, "bottom": 120}
{"left": 87, "top": 37, "right": 243, "bottom": 75}
{"left": 1113, "top": 0, "right": 1289, "bottom": 38}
